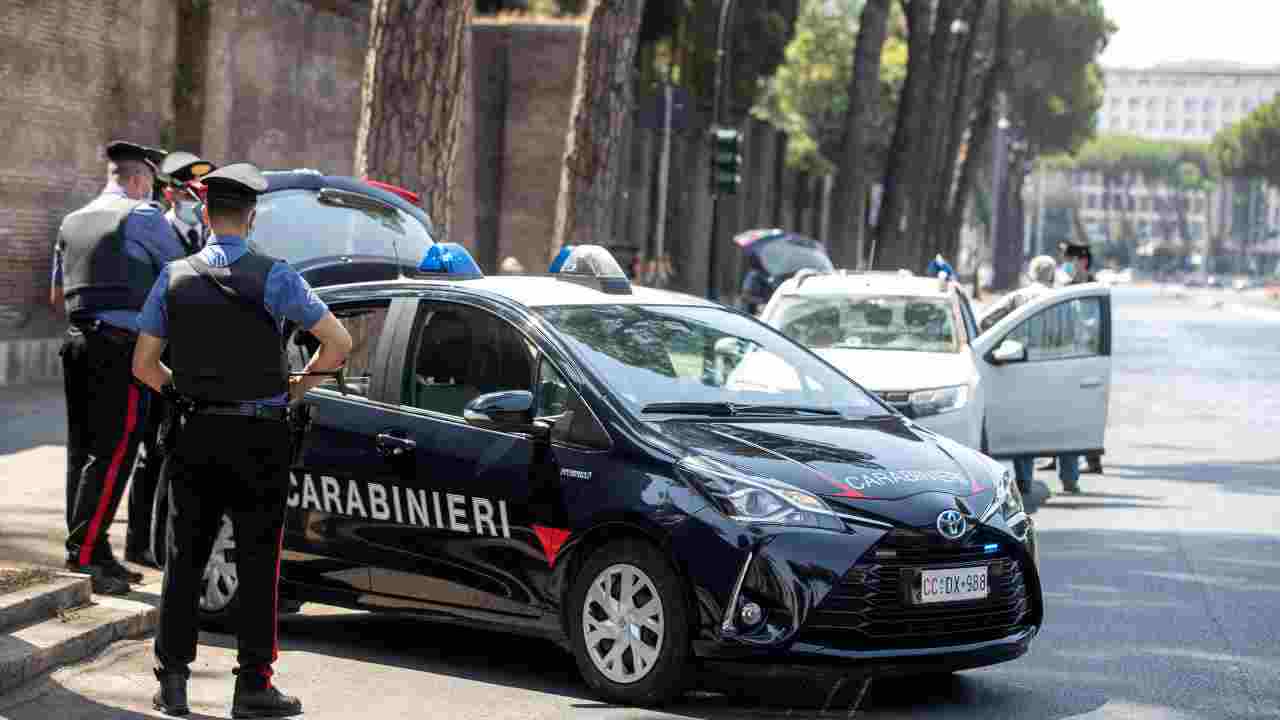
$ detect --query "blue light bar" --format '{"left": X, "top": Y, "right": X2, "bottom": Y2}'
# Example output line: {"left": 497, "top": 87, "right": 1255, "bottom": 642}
{"left": 548, "top": 245, "right": 574, "bottom": 273}
{"left": 418, "top": 243, "right": 483, "bottom": 277}
{"left": 983, "top": 543, "right": 999, "bottom": 553}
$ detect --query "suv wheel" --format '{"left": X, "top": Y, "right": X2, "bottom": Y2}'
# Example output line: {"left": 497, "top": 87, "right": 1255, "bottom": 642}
{"left": 568, "top": 539, "right": 691, "bottom": 706}
{"left": 200, "top": 514, "right": 239, "bottom": 627}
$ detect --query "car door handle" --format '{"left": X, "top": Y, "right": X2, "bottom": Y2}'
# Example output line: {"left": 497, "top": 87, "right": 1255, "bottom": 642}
{"left": 1080, "top": 376, "right": 1104, "bottom": 388}
{"left": 375, "top": 432, "right": 417, "bottom": 456}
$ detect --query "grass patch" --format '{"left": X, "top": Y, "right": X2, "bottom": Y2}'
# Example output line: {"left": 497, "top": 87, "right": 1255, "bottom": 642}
{"left": 0, "top": 567, "right": 57, "bottom": 596}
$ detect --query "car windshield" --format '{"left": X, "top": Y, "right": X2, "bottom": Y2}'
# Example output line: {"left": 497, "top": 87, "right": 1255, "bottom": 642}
{"left": 248, "top": 189, "right": 433, "bottom": 269}
{"left": 772, "top": 294, "right": 959, "bottom": 353}
{"left": 537, "top": 304, "right": 881, "bottom": 416}
{"left": 755, "top": 239, "right": 834, "bottom": 276}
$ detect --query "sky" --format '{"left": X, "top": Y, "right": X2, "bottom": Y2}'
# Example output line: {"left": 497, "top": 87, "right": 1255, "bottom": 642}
{"left": 1099, "top": 0, "right": 1280, "bottom": 68}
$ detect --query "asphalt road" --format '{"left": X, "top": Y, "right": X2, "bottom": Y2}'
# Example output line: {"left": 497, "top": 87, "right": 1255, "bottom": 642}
{"left": 1, "top": 286, "right": 1278, "bottom": 719}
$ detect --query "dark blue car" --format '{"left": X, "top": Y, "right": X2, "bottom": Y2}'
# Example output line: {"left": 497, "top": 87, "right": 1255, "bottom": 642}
{"left": 155, "top": 173, "right": 1041, "bottom": 706}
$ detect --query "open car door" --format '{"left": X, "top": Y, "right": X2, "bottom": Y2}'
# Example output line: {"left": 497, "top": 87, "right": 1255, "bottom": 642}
{"left": 972, "top": 284, "right": 1112, "bottom": 458}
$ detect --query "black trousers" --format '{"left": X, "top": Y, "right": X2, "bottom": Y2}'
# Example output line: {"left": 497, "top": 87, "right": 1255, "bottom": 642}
{"left": 126, "top": 387, "right": 165, "bottom": 556}
{"left": 154, "top": 414, "right": 291, "bottom": 680}
{"left": 61, "top": 328, "right": 149, "bottom": 566}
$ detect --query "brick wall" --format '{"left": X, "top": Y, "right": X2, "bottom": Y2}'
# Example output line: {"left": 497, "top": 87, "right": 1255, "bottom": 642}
{"left": 0, "top": 0, "right": 177, "bottom": 306}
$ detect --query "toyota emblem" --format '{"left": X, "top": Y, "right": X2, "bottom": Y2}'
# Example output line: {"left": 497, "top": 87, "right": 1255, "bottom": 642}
{"left": 936, "top": 510, "right": 967, "bottom": 540}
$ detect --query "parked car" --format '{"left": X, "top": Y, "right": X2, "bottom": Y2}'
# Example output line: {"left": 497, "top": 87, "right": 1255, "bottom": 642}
{"left": 759, "top": 270, "right": 1112, "bottom": 465}
{"left": 154, "top": 238, "right": 1042, "bottom": 706}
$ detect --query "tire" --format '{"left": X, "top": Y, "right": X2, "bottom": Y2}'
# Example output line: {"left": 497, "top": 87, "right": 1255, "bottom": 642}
{"left": 568, "top": 539, "right": 691, "bottom": 706}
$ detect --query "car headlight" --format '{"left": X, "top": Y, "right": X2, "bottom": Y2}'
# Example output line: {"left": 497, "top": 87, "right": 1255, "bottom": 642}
{"left": 677, "top": 455, "right": 844, "bottom": 531}
{"left": 908, "top": 384, "right": 969, "bottom": 417}
{"left": 984, "top": 468, "right": 1029, "bottom": 539}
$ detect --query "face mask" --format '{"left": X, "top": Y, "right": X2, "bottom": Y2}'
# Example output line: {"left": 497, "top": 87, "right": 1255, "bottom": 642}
{"left": 175, "top": 201, "right": 200, "bottom": 226}
{"left": 1062, "top": 262, "right": 1076, "bottom": 277}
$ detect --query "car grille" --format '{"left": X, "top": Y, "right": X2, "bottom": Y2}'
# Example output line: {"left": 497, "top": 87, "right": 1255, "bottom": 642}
{"left": 795, "top": 528, "right": 1032, "bottom": 650}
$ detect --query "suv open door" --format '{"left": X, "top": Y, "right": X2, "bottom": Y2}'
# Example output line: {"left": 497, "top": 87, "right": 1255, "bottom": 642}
{"left": 972, "top": 284, "right": 1112, "bottom": 458}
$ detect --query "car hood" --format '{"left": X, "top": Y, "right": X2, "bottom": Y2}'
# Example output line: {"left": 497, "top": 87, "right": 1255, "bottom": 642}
{"left": 812, "top": 348, "right": 974, "bottom": 392}
{"left": 650, "top": 416, "right": 1003, "bottom": 526}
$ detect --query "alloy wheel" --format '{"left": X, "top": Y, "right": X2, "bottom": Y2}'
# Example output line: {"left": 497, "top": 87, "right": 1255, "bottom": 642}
{"left": 200, "top": 515, "right": 237, "bottom": 613}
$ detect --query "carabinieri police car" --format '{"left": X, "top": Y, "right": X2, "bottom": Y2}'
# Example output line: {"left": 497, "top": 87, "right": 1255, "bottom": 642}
{"left": 157, "top": 170, "right": 1041, "bottom": 706}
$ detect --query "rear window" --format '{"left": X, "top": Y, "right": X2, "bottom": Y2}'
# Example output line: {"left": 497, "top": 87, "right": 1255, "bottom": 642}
{"left": 249, "top": 189, "right": 433, "bottom": 269}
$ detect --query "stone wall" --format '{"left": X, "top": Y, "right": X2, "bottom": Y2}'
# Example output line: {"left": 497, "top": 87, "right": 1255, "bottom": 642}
{"left": 0, "top": 0, "right": 177, "bottom": 307}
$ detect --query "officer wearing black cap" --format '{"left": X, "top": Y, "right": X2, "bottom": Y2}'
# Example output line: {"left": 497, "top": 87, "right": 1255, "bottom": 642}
{"left": 51, "top": 140, "right": 186, "bottom": 595}
{"left": 160, "top": 151, "right": 217, "bottom": 253}
{"left": 133, "top": 162, "right": 352, "bottom": 717}
{"left": 121, "top": 151, "right": 220, "bottom": 569}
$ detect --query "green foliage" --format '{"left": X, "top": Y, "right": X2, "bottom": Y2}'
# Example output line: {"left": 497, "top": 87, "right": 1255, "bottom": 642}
{"left": 1007, "top": 0, "right": 1114, "bottom": 158}
{"left": 753, "top": 0, "right": 906, "bottom": 174}
{"left": 1067, "top": 133, "right": 1215, "bottom": 192}
{"left": 1211, "top": 95, "right": 1280, "bottom": 186}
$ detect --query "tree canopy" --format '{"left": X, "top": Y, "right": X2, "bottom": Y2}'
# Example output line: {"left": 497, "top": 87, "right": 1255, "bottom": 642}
{"left": 1211, "top": 95, "right": 1280, "bottom": 185}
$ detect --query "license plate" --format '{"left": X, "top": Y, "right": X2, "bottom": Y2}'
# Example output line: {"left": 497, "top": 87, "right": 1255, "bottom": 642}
{"left": 918, "top": 565, "right": 989, "bottom": 604}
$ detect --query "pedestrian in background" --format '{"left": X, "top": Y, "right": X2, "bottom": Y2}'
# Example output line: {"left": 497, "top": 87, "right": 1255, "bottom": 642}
{"left": 499, "top": 256, "right": 525, "bottom": 274}
{"left": 133, "top": 163, "right": 351, "bottom": 717}
{"left": 52, "top": 140, "right": 185, "bottom": 595}
{"left": 123, "top": 151, "right": 220, "bottom": 569}
{"left": 1041, "top": 240, "right": 1105, "bottom": 476}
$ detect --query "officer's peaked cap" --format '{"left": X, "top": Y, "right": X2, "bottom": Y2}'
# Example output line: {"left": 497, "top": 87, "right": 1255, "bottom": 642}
{"left": 202, "top": 163, "right": 269, "bottom": 209}
{"left": 106, "top": 140, "right": 167, "bottom": 170}
{"left": 160, "top": 151, "right": 218, "bottom": 184}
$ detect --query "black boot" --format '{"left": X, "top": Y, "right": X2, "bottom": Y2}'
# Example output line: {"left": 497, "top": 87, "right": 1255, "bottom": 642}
{"left": 65, "top": 561, "right": 131, "bottom": 596}
{"left": 153, "top": 671, "right": 190, "bottom": 716}
{"left": 95, "top": 552, "right": 144, "bottom": 584}
{"left": 232, "top": 670, "right": 303, "bottom": 718}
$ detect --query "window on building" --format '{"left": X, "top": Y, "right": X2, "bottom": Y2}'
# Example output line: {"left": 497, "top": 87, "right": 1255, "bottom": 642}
{"left": 1110, "top": 115, "right": 1122, "bottom": 130}
{"left": 1111, "top": 97, "right": 1122, "bottom": 109}
{"left": 1166, "top": 98, "right": 1176, "bottom": 111}
{"left": 1244, "top": 98, "right": 1255, "bottom": 111}
{"left": 1140, "top": 197, "right": 1151, "bottom": 212}
{"left": 1165, "top": 116, "right": 1177, "bottom": 131}
{"left": 1184, "top": 118, "right": 1196, "bottom": 133}
{"left": 1146, "top": 116, "right": 1157, "bottom": 130}
{"left": 1128, "top": 117, "right": 1138, "bottom": 130}
{"left": 1203, "top": 116, "right": 1213, "bottom": 132}
{"left": 1146, "top": 98, "right": 1158, "bottom": 111}
{"left": 1128, "top": 97, "right": 1140, "bottom": 112}
{"left": 1224, "top": 98, "right": 1235, "bottom": 112}
{"left": 1203, "top": 98, "right": 1213, "bottom": 112}
{"left": 1184, "top": 98, "right": 1197, "bottom": 113}
{"left": 1193, "top": 197, "right": 1205, "bottom": 214}
{"left": 1087, "top": 194, "right": 1097, "bottom": 210}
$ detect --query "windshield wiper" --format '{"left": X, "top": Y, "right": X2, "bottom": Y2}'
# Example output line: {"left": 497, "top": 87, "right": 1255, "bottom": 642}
{"left": 640, "top": 401, "right": 840, "bottom": 417}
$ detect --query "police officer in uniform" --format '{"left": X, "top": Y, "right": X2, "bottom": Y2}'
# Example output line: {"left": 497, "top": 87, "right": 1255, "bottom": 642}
{"left": 53, "top": 140, "right": 186, "bottom": 595}
{"left": 123, "top": 151, "right": 219, "bottom": 568}
{"left": 160, "top": 152, "right": 216, "bottom": 253}
{"left": 133, "top": 163, "right": 351, "bottom": 717}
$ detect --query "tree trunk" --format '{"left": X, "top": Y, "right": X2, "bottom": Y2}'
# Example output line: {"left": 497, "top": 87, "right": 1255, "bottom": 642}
{"left": 911, "top": 0, "right": 962, "bottom": 271}
{"left": 872, "top": 0, "right": 934, "bottom": 270}
{"left": 354, "top": 0, "right": 473, "bottom": 233}
{"left": 942, "top": 0, "right": 1009, "bottom": 265}
{"left": 553, "top": 0, "right": 647, "bottom": 253}
{"left": 992, "top": 151, "right": 1026, "bottom": 290}
{"left": 928, "top": 0, "right": 986, "bottom": 263}
{"left": 827, "top": 0, "right": 891, "bottom": 270}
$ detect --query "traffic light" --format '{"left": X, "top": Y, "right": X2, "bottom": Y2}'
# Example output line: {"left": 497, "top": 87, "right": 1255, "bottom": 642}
{"left": 710, "top": 126, "right": 742, "bottom": 195}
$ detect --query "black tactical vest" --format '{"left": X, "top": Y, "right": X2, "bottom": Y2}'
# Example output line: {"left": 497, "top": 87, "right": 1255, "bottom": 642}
{"left": 58, "top": 195, "right": 156, "bottom": 317}
{"left": 166, "top": 253, "right": 289, "bottom": 403}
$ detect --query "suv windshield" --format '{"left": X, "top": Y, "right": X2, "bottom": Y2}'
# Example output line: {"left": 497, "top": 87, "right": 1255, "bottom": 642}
{"left": 773, "top": 295, "right": 959, "bottom": 353}
{"left": 537, "top": 304, "right": 880, "bottom": 416}
{"left": 249, "top": 189, "right": 433, "bottom": 269}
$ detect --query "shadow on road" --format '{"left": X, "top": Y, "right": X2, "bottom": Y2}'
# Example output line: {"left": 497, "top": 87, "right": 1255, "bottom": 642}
{"left": 1106, "top": 460, "right": 1280, "bottom": 497}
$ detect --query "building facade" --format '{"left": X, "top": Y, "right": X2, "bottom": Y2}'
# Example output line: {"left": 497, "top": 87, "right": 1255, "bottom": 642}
{"left": 1098, "top": 63, "right": 1280, "bottom": 141}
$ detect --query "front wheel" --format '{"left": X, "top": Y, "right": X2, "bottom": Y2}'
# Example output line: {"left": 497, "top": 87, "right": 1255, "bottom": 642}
{"left": 568, "top": 539, "right": 691, "bottom": 706}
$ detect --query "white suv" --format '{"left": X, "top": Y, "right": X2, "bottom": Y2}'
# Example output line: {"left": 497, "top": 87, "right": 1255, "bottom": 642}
{"left": 760, "top": 271, "right": 987, "bottom": 448}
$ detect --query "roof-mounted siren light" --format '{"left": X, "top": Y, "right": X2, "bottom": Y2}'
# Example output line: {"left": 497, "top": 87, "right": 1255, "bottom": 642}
{"left": 548, "top": 245, "right": 632, "bottom": 294}
{"left": 417, "top": 242, "right": 484, "bottom": 278}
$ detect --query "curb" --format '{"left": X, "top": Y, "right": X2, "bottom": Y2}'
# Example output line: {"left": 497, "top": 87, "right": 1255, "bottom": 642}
{"left": 0, "top": 574, "right": 90, "bottom": 634}
{"left": 0, "top": 583, "right": 160, "bottom": 696}
{"left": 0, "top": 337, "right": 63, "bottom": 387}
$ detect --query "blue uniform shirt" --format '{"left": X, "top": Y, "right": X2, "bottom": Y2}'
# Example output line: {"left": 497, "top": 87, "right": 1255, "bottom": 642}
{"left": 51, "top": 183, "right": 186, "bottom": 332}
{"left": 138, "top": 234, "right": 329, "bottom": 406}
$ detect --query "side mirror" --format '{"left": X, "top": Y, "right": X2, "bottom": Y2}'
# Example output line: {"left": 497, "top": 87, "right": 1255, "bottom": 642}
{"left": 991, "top": 339, "right": 1027, "bottom": 365}
{"left": 463, "top": 390, "right": 534, "bottom": 431}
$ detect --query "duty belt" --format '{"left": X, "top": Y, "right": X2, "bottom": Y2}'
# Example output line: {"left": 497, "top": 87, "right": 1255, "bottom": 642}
{"left": 71, "top": 320, "right": 138, "bottom": 344}
{"left": 191, "top": 403, "right": 290, "bottom": 423}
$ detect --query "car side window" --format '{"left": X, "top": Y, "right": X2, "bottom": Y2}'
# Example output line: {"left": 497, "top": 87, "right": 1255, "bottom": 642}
{"left": 289, "top": 302, "right": 390, "bottom": 397}
{"left": 537, "top": 358, "right": 610, "bottom": 450}
{"left": 405, "top": 302, "right": 535, "bottom": 417}
{"left": 1006, "top": 298, "right": 1103, "bottom": 361}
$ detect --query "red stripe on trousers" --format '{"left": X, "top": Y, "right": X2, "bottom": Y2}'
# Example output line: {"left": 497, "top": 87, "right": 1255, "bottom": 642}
{"left": 79, "top": 384, "right": 140, "bottom": 566}
{"left": 271, "top": 523, "right": 284, "bottom": 664}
